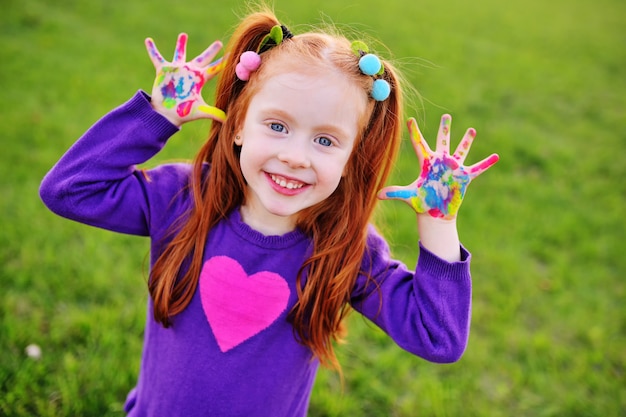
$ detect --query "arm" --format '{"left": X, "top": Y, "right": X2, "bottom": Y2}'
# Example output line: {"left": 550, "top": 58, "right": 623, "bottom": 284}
{"left": 39, "top": 92, "right": 179, "bottom": 234}
{"left": 352, "top": 227, "right": 472, "bottom": 363}
{"left": 354, "top": 115, "right": 499, "bottom": 361}
{"left": 40, "top": 34, "right": 224, "bottom": 234}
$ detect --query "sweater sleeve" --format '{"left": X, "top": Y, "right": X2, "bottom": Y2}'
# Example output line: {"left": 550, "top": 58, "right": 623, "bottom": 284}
{"left": 39, "top": 91, "right": 183, "bottom": 236}
{"left": 350, "top": 226, "right": 472, "bottom": 363}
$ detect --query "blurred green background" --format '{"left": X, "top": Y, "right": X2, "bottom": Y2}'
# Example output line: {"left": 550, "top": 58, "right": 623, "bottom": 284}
{"left": 1, "top": 0, "right": 624, "bottom": 415}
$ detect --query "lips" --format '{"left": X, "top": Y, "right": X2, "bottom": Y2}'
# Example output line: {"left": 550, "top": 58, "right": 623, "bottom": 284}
{"left": 266, "top": 172, "right": 309, "bottom": 194}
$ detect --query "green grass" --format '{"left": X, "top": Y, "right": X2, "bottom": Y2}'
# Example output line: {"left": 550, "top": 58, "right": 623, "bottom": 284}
{"left": 1, "top": 0, "right": 624, "bottom": 415}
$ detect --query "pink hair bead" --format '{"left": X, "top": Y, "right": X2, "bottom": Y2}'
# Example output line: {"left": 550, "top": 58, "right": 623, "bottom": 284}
{"left": 235, "top": 51, "right": 261, "bottom": 81}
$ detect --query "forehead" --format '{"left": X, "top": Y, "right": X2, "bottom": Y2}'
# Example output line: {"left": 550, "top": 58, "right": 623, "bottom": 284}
{"left": 249, "top": 58, "right": 369, "bottom": 126}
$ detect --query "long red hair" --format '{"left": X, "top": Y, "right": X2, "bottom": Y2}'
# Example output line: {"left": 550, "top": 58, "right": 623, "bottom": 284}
{"left": 149, "top": 7, "right": 403, "bottom": 370}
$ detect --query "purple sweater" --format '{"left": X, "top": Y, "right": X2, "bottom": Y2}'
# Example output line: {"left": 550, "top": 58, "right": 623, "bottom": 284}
{"left": 40, "top": 91, "right": 472, "bottom": 416}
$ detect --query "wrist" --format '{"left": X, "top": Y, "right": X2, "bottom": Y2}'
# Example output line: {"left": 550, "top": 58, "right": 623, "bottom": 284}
{"left": 417, "top": 213, "right": 461, "bottom": 262}
{"left": 417, "top": 213, "right": 457, "bottom": 225}
{"left": 149, "top": 100, "right": 183, "bottom": 128}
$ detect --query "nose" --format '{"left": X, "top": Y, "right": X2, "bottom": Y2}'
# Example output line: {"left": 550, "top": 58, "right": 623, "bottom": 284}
{"left": 277, "top": 139, "right": 311, "bottom": 169}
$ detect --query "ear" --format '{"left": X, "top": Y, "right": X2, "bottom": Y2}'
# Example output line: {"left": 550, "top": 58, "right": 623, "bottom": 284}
{"left": 234, "top": 132, "right": 243, "bottom": 146}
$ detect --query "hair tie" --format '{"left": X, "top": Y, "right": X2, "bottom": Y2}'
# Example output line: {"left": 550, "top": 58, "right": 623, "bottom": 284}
{"left": 236, "top": 24, "right": 293, "bottom": 81}
{"left": 351, "top": 41, "right": 391, "bottom": 102}
{"left": 259, "top": 25, "right": 293, "bottom": 53}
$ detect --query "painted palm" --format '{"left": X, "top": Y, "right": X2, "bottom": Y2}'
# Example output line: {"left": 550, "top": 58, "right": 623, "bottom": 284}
{"left": 379, "top": 115, "right": 499, "bottom": 219}
{"left": 145, "top": 33, "right": 226, "bottom": 124}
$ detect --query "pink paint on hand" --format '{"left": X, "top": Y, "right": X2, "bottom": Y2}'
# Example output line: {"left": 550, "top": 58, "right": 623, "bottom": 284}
{"left": 173, "top": 33, "right": 188, "bottom": 62}
{"left": 469, "top": 153, "right": 500, "bottom": 177}
{"left": 176, "top": 100, "right": 194, "bottom": 117}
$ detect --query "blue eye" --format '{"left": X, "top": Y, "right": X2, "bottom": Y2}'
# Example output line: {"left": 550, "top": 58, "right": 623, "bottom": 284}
{"left": 316, "top": 137, "right": 333, "bottom": 147}
{"left": 270, "top": 122, "right": 286, "bottom": 133}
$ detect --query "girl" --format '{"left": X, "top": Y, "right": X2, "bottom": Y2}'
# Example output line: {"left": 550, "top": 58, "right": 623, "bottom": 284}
{"left": 40, "top": 8, "right": 498, "bottom": 417}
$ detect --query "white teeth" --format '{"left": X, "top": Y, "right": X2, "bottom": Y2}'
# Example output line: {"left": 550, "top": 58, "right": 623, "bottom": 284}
{"left": 271, "top": 174, "right": 304, "bottom": 189}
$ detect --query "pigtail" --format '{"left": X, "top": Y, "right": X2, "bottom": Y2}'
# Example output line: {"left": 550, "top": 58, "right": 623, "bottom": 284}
{"left": 214, "top": 10, "right": 280, "bottom": 121}
{"left": 291, "top": 54, "right": 404, "bottom": 370}
{"left": 149, "top": 9, "right": 282, "bottom": 327}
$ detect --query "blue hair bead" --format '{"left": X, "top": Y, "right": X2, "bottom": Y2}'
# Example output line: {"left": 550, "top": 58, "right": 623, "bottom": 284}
{"left": 359, "top": 54, "right": 382, "bottom": 76}
{"left": 371, "top": 79, "right": 391, "bottom": 101}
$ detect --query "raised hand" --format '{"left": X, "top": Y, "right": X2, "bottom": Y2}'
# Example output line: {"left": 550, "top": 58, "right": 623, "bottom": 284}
{"left": 145, "top": 33, "right": 226, "bottom": 126}
{"left": 378, "top": 114, "right": 499, "bottom": 220}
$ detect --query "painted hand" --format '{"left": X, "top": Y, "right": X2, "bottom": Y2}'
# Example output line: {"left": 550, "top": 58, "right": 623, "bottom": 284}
{"left": 378, "top": 114, "right": 499, "bottom": 220}
{"left": 145, "top": 33, "right": 226, "bottom": 125}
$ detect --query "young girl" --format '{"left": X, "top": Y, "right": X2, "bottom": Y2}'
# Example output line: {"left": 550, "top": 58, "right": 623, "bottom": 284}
{"left": 40, "top": 8, "right": 498, "bottom": 417}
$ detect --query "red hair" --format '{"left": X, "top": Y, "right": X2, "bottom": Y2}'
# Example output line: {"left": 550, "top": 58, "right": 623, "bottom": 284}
{"left": 149, "top": 7, "right": 403, "bottom": 370}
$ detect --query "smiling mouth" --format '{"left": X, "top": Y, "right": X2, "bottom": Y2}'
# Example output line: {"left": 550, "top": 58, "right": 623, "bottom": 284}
{"left": 269, "top": 173, "right": 306, "bottom": 190}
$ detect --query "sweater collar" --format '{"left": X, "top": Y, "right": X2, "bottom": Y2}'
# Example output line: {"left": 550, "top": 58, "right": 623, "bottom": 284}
{"left": 227, "top": 208, "right": 309, "bottom": 250}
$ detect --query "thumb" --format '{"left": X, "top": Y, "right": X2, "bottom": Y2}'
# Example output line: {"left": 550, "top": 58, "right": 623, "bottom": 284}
{"left": 378, "top": 185, "right": 418, "bottom": 202}
{"left": 197, "top": 103, "right": 227, "bottom": 123}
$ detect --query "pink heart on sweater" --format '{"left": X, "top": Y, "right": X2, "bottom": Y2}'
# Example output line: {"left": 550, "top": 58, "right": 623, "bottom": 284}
{"left": 199, "top": 256, "right": 290, "bottom": 352}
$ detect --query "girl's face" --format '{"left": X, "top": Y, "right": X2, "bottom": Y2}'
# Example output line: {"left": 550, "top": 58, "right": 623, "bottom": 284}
{"left": 235, "top": 67, "right": 368, "bottom": 235}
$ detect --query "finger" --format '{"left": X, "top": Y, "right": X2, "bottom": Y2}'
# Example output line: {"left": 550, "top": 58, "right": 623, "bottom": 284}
{"left": 467, "top": 153, "right": 500, "bottom": 179}
{"left": 197, "top": 104, "right": 227, "bottom": 123}
{"left": 407, "top": 118, "right": 431, "bottom": 165}
{"left": 452, "top": 128, "right": 476, "bottom": 165}
{"left": 436, "top": 114, "right": 452, "bottom": 155}
{"left": 378, "top": 185, "right": 424, "bottom": 213}
{"left": 173, "top": 33, "right": 188, "bottom": 63}
{"left": 193, "top": 40, "right": 223, "bottom": 67}
{"left": 193, "top": 97, "right": 227, "bottom": 122}
{"left": 205, "top": 57, "right": 225, "bottom": 78}
{"left": 377, "top": 184, "right": 417, "bottom": 201}
{"left": 145, "top": 37, "right": 166, "bottom": 67}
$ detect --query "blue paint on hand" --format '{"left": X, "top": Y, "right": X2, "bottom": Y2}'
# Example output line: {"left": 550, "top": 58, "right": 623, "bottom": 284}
{"left": 386, "top": 189, "right": 417, "bottom": 199}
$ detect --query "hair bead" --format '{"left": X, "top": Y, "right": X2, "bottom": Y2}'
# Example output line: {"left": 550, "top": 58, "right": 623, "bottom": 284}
{"left": 358, "top": 54, "right": 382, "bottom": 76}
{"left": 235, "top": 51, "right": 261, "bottom": 81}
{"left": 371, "top": 79, "right": 391, "bottom": 101}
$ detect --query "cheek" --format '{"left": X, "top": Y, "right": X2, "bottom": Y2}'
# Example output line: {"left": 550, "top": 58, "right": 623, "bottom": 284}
{"left": 323, "top": 156, "right": 351, "bottom": 188}
{"left": 237, "top": 144, "right": 255, "bottom": 179}
{"left": 341, "top": 154, "right": 354, "bottom": 178}
{"left": 238, "top": 138, "right": 272, "bottom": 179}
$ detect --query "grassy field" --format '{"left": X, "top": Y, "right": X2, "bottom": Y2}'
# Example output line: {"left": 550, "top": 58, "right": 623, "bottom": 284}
{"left": 1, "top": 0, "right": 624, "bottom": 415}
